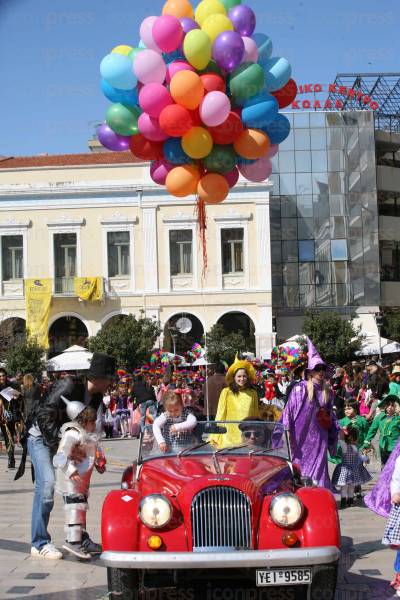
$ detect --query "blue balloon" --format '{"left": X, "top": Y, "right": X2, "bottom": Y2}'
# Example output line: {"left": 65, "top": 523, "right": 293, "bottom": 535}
{"left": 263, "top": 57, "right": 292, "bottom": 92}
{"left": 101, "top": 80, "right": 139, "bottom": 107}
{"left": 100, "top": 54, "right": 137, "bottom": 91}
{"left": 262, "top": 114, "right": 291, "bottom": 145}
{"left": 242, "top": 91, "right": 279, "bottom": 128}
{"left": 164, "top": 50, "right": 185, "bottom": 63}
{"left": 163, "top": 139, "right": 192, "bottom": 165}
{"left": 253, "top": 33, "right": 273, "bottom": 66}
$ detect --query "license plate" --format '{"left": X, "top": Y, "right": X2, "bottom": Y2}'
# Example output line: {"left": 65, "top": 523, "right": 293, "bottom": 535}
{"left": 256, "top": 568, "right": 312, "bottom": 586}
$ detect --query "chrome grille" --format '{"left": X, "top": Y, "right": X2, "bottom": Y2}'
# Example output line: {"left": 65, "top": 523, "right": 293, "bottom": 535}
{"left": 191, "top": 486, "right": 252, "bottom": 551}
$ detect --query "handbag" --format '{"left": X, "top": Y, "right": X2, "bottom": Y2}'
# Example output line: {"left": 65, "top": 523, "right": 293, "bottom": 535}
{"left": 316, "top": 406, "right": 333, "bottom": 431}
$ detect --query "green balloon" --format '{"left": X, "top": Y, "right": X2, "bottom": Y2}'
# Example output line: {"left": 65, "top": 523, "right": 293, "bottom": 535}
{"left": 220, "top": 0, "right": 241, "bottom": 10}
{"left": 229, "top": 62, "right": 265, "bottom": 103}
{"left": 128, "top": 47, "right": 144, "bottom": 61}
{"left": 203, "top": 145, "right": 237, "bottom": 174}
{"left": 106, "top": 103, "right": 141, "bottom": 136}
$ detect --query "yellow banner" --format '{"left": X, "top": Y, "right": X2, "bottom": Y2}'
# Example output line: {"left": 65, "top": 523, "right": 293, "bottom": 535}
{"left": 25, "top": 279, "right": 52, "bottom": 348}
{"left": 74, "top": 277, "right": 103, "bottom": 302}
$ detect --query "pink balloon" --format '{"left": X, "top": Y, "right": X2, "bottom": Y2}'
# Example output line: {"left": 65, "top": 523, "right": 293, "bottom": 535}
{"left": 268, "top": 144, "right": 279, "bottom": 158}
{"left": 134, "top": 50, "right": 166, "bottom": 84}
{"left": 224, "top": 167, "right": 240, "bottom": 188}
{"left": 151, "top": 160, "right": 174, "bottom": 185}
{"left": 238, "top": 156, "right": 272, "bottom": 182}
{"left": 166, "top": 60, "right": 195, "bottom": 84}
{"left": 138, "top": 113, "right": 169, "bottom": 141}
{"left": 140, "top": 16, "right": 161, "bottom": 52}
{"left": 200, "top": 91, "right": 231, "bottom": 127}
{"left": 153, "top": 15, "right": 184, "bottom": 53}
{"left": 139, "top": 83, "right": 173, "bottom": 118}
{"left": 241, "top": 36, "right": 259, "bottom": 63}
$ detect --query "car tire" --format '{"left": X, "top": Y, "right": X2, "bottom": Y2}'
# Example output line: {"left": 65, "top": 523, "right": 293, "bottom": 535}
{"left": 309, "top": 562, "right": 338, "bottom": 599}
{"left": 107, "top": 567, "right": 139, "bottom": 600}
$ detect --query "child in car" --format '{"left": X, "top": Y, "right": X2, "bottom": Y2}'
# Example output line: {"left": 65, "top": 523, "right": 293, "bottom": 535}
{"left": 153, "top": 391, "right": 197, "bottom": 453}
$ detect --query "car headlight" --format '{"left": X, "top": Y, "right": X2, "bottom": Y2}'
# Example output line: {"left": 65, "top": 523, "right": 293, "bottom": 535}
{"left": 139, "top": 495, "right": 172, "bottom": 529}
{"left": 270, "top": 493, "right": 303, "bottom": 528}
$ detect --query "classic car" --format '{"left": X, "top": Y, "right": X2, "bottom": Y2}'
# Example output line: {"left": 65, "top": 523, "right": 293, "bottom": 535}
{"left": 101, "top": 420, "right": 340, "bottom": 599}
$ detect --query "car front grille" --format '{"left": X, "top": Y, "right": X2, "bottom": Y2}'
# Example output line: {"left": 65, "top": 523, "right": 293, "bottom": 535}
{"left": 191, "top": 486, "right": 252, "bottom": 552}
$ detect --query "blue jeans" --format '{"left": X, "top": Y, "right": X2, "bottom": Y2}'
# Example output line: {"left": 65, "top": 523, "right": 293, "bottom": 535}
{"left": 27, "top": 436, "right": 55, "bottom": 550}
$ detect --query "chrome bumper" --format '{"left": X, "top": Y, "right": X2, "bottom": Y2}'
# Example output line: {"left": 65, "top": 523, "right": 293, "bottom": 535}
{"left": 101, "top": 546, "right": 340, "bottom": 569}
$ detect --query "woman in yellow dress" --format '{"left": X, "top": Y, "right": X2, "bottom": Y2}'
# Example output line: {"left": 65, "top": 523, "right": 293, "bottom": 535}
{"left": 213, "top": 357, "right": 260, "bottom": 447}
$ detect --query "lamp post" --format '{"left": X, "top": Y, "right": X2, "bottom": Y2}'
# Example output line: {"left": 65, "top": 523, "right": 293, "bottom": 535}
{"left": 168, "top": 326, "right": 178, "bottom": 357}
{"left": 375, "top": 311, "right": 384, "bottom": 362}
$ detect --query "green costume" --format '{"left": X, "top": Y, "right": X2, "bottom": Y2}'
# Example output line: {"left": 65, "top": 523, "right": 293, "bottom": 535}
{"left": 389, "top": 381, "right": 400, "bottom": 397}
{"left": 340, "top": 415, "right": 370, "bottom": 447}
{"left": 363, "top": 412, "right": 400, "bottom": 455}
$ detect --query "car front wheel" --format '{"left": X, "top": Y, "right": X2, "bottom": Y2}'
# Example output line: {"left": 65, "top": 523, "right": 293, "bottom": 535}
{"left": 107, "top": 567, "right": 139, "bottom": 600}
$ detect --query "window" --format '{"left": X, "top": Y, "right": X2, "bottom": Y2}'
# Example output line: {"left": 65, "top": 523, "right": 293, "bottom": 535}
{"left": 54, "top": 233, "right": 76, "bottom": 278}
{"left": 170, "top": 230, "right": 193, "bottom": 276}
{"left": 380, "top": 241, "right": 400, "bottom": 281}
{"left": 107, "top": 231, "right": 130, "bottom": 277}
{"left": 221, "top": 228, "right": 244, "bottom": 274}
{"left": 2, "top": 236, "right": 23, "bottom": 280}
{"left": 299, "top": 240, "right": 315, "bottom": 262}
{"left": 331, "top": 239, "right": 348, "bottom": 261}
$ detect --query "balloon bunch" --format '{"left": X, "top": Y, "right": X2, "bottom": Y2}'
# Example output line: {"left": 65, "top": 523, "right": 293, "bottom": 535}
{"left": 191, "top": 342, "right": 203, "bottom": 358}
{"left": 150, "top": 349, "right": 171, "bottom": 364}
{"left": 99, "top": 0, "right": 295, "bottom": 200}
{"left": 270, "top": 341, "right": 307, "bottom": 372}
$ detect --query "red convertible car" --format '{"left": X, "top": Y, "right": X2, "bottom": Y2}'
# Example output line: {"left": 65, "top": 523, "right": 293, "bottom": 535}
{"left": 101, "top": 420, "right": 340, "bottom": 599}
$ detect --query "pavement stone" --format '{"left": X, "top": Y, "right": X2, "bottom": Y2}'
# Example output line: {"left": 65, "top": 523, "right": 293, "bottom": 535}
{"left": 0, "top": 439, "right": 397, "bottom": 599}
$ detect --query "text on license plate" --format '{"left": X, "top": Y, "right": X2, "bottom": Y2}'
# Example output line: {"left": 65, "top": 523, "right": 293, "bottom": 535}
{"left": 256, "top": 568, "right": 312, "bottom": 586}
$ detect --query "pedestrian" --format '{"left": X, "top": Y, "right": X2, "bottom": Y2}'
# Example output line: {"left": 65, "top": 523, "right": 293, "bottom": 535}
{"left": 212, "top": 356, "right": 259, "bottom": 447}
{"left": 381, "top": 451, "right": 400, "bottom": 596}
{"left": 357, "top": 383, "right": 371, "bottom": 418}
{"left": 0, "top": 368, "right": 23, "bottom": 469}
{"left": 281, "top": 338, "right": 340, "bottom": 491}
{"left": 340, "top": 401, "right": 370, "bottom": 447}
{"left": 332, "top": 425, "right": 371, "bottom": 509}
{"left": 390, "top": 366, "right": 400, "bottom": 398}
{"left": 21, "top": 374, "right": 42, "bottom": 423}
{"left": 102, "top": 395, "right": 114, "bottom": 439}
{"left": 202, "top": 362, "right": 226, "bottom": 419}
{"left": 23, "top": 352, "right": 115, "bottom": 560}
{"left": 363, "top": 395, "right": 400, "bottom": 468}
{"left": 53, "top": 402, "right": 106, "bottom": 560}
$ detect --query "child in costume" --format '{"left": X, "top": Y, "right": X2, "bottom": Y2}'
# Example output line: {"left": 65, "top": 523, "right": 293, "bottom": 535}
{"left": 363, "top": 395, "right": 400, "bottom": 467}
{"left": 332, "top": 425, "right": 371, "bottom": 509}
{"left": 382, "top": 452, "right": 400, "bottom": 595}
{"left": 53, "top": 399, "right": 105, "bottom": 560}
{"left": 153, "top": 391, "right": 197, "bottom": 453}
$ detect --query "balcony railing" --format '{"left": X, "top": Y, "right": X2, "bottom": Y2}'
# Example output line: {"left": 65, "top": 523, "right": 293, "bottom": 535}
{"left": 54, "top": 277, "right": 75, "bottom": 295}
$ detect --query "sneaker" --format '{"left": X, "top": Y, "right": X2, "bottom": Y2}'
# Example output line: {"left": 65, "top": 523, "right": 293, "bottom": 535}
{"left": 31, "top": 543, "right": 63, "bottom": 560}
{"left": 62, "top": 542, "right": 91, "bottom": 560}
{"left": 81, "top": 535, "right": 102, "bottom": 555}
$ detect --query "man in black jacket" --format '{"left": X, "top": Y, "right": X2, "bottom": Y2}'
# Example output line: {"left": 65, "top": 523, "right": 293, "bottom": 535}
{"left": 0, "top": 368, "right": 22, "bottom": 469}
{"left": 25, "top": 352, "right": 116, "bottom": 560}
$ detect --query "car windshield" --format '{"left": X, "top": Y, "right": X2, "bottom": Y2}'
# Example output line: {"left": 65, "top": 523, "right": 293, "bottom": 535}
{"left": 139, "top": 420, "right": 290, "bottom": 463}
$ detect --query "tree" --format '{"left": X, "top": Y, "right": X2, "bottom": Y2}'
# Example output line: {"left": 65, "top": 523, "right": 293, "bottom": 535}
{"left": 87, "top": 313, "right": 161, "bottom": 371}
{"left": 205, "top": 324, "right": 248, "bottom": 365}
{"left": 383, "top": 310, "right": 400, "bottom": 342}
{"left": 4, "top": 337, "right": 46, "bottom": 378}
{"left": 302, "top": 311, "right": 364, "bottom": 364}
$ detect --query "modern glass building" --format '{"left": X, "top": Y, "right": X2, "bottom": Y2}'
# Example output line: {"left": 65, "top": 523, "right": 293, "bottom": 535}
{"left": 268, "top": 110, "right": 380, "bottom": 338}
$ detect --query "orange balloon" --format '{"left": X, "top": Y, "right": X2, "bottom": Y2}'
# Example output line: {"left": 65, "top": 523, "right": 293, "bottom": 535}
{"left": 162, "top": 0, "right": 194, "bottom": 19}
{"left": 198, "top": 173, "right": 229, "bottom": 204}
{"left": 234, "top": 129, "right": 271, "bottom": 160}
{"left": 170, "top": 70, "right": 205, "bottom": 110}
{"left": 166, "top": 165, "right": 201, "bottom": 197}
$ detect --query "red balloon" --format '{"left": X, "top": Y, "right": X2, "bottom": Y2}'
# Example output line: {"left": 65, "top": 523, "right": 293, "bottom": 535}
{"left": 209, "top": 111, "right": 244, "bottom": 145}
{"left": 159, "top": 104, "right": 193, "bottom": 137}
{"left": 129, "top": 134, "right": 164, "bottom": 160}
{"left": 271, "top": 79, "right": 298, "bottom": 109}
{"left": 189, "top": 108, "right": 202, "bottom": 126}
{"left": 200, "top": 73, "right": 226, "bottom": 94}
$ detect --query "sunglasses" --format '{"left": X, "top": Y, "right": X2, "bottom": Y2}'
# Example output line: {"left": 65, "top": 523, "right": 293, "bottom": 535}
{"left": 243, "top": 430, "right": 264, "bottom": 439}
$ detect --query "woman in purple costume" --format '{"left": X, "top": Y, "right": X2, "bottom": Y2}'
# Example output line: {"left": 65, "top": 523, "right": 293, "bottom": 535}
{"left": 365, "top": 438, "right": 400, "bottom": 518}
{"left": 281, "top": 338, "right": 340, "bottom": 491}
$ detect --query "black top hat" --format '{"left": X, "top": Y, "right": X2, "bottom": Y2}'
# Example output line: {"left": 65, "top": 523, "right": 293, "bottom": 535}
{"left": 87, "top": 352, "right": 116, "bottom": 380}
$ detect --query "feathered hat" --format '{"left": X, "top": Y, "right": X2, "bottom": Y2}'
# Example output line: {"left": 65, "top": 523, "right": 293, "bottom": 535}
{"left": 226, "top": 354, "right": 256, "bottom": 385}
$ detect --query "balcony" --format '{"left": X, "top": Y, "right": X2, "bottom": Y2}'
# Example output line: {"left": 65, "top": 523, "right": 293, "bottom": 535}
{"left": 54, "top": 277, "right": 75, "bottom": 295}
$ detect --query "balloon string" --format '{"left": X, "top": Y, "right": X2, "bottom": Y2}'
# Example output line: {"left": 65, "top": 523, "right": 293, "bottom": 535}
{"left": 196, "top": 196, "right": 208, "bottom": 283}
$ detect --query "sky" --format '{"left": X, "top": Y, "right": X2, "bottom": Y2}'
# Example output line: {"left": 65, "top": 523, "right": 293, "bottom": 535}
{"left": 0, "top": 0, "right": 399, "bottom": 156}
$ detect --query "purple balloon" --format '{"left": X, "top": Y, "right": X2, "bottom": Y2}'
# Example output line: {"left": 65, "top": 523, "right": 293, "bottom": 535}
{"left": 98, "top": 123, "right": 131, "bottom": 151}
{"left": 213, "top": 31, "right": 245, "bottom": 73}
{"left": 229, "top": 5, "right": 256, "bottom": 37}
{"left": 180, "top": 17, "right": 199, "bottom": 34}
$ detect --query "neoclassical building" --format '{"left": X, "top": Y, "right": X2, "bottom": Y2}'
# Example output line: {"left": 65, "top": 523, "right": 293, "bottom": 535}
{"left": 0, "top": 152, "right": 274, "bottom": 358}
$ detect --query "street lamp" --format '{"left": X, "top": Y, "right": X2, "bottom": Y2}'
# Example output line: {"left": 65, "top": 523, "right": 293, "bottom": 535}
{"left": 168, "top": 326, "right": 178, "bottom": 356}
{"left": 375, "top": 311, "right": 384, "bottom": 362}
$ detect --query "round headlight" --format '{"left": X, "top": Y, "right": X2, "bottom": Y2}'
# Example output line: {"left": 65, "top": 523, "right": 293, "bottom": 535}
{"left": 270, "top": 493, "right": 303, "bottom": 528}
{"left": 139, "top": 495, "right": 172, "bottom": 529}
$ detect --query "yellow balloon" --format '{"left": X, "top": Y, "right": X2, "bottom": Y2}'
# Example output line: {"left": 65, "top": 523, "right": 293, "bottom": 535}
{"left": 202, "top": 14, "right": 234, "bottom": 42}
{"left": 195, "top": 0, "right": 226, "bottom": 26}
{"left": 182, "top": 127, "right": 213, "bottom": 159}
{"left": 183, "top": 29, "right": 212, "bottom": 71}
{"left": 112, "top": 45, "right": 134, "bottom": 56}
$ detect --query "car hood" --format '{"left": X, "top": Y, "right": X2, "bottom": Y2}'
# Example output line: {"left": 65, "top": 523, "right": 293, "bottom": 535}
{"left": 138, "top": 454, "right": 293, "bottom": 498}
